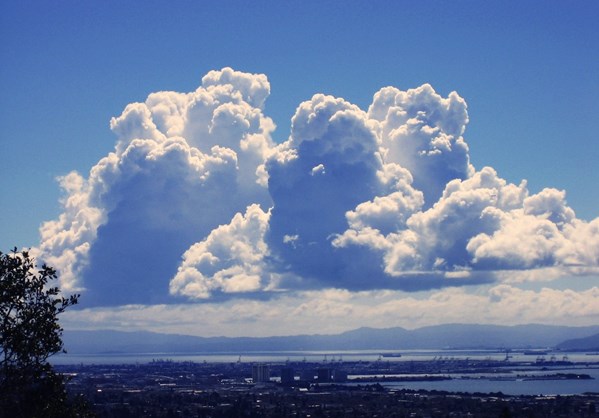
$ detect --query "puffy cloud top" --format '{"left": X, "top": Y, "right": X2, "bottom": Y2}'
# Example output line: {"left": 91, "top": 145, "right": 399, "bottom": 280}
{"left": 370, "top": 85, "right": 473, "bottom": 206}
{"left": 37, "top": 68, "right": 599, "bottom": 306}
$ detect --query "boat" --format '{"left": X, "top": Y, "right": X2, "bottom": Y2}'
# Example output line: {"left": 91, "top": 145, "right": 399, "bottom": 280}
{"left": 381, "top": 353, "right": 402, "bottom": 358}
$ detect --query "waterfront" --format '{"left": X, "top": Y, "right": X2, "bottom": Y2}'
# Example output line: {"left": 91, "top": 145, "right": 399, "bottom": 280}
{"left": 382, "top": 369, "right": 599, "bottom": 396}
{"left": 54, "top": 358, "right": 599, "bottom": 417}
{"left": 53, "top": 349, "right": 599, "bottom": 396}
{"left": 53, "top": 349, "right": 599, "bottom": 365}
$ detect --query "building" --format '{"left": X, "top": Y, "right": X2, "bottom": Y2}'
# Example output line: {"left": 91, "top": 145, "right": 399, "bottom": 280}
{"left": 252, "top": 364, "right": 270, "bottom": 383}
{"left": 332, "top": 369, "right": 348, "bottom": 382}
{"left": 280, "top": 367, "right": 295, "bottom": 384}
{"left": 317, "top": 368, "right": 332, "bottom": 382}
{"left": 300, "top": 369, "right": 315, "bottom": 382}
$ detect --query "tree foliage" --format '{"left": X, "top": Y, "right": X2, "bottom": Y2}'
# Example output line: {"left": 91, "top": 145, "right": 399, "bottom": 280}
{"left": 0, "top": 248, "right": 86, "bottom": 417}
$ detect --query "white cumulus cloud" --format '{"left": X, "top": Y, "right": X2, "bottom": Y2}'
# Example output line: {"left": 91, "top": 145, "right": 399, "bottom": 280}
{"left": 38, "top": 68, "right": 276, "bottom": 305}
{"left": 170, "top": 204, "right": 272, "bottom": 299}
{"left": 37, "top": 68, "right": 599, "bottom": 306}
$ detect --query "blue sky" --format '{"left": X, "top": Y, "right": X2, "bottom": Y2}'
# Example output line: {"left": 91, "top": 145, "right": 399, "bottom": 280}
{"left": 1, "top": 1, "right": 598, "bottom": 336}
{"left": 2, "top": 1, "right": 598, "bottom": 248}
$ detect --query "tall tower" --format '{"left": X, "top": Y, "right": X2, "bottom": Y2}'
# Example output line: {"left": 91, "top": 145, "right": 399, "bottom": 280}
{"left": 252, "top": 364, "right": 270, "bottom": 383}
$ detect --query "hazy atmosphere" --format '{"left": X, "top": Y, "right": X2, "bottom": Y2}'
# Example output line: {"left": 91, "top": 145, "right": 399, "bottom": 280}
{"left": 1, "top": 1, "right": 598, "bottom": 337}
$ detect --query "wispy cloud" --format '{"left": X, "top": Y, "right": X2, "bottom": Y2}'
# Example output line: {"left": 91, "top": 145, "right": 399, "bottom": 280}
{"left": 61, "top": 286, "right": 599, "bottom": 337}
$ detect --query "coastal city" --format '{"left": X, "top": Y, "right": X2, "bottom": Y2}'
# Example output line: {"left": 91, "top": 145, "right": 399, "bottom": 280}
{"left": 58, "top": 355, "right": 599, "bottom": 417}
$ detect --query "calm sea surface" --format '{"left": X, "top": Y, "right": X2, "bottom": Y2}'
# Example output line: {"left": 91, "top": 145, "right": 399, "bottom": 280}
{"left": 52, "top": 349, "right": 599, "bottom": 396}
{"left": 382, "top": 369, "right": 599, "bottom": 396}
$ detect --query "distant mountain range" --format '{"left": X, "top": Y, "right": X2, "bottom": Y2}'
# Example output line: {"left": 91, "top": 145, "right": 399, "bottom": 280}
{"left": 556, "top": 333, "right": 599, "bottom": 351}
{"left": 62, "top": 324, "right": 599, "bottom": 354}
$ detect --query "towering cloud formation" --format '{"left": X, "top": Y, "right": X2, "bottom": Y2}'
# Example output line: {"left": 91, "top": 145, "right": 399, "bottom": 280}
{"left": 369, "top": 84, "right": 473, "bottom": 206}
{"left": 39, "top": 68, "right": 275, "bottom": 305}
{"left": 38, "top": 68, "right": 599, "bottom": 306}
